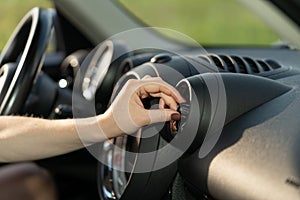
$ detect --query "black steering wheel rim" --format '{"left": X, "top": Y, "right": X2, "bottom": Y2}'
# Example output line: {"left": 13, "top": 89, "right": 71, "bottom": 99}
{"left": 0, "top": 7, "right": 54, "bottom": 115}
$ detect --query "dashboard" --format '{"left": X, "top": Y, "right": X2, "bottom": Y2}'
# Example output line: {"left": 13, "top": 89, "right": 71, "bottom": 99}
{"left": 74, "top": 39, "right": 300, "bottom": 200}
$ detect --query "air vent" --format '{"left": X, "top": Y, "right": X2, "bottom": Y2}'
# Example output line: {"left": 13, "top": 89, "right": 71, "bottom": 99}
{"left": 199, "top": 54, "right": 283, "bottom": 75}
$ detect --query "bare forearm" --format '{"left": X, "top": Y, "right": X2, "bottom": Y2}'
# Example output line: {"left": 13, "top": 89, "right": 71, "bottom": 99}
{"left": 0, "top": 114, "right": 120, "bottom": 162}
{"left": 0, "top": 116, "right": 82, "bottom": 162}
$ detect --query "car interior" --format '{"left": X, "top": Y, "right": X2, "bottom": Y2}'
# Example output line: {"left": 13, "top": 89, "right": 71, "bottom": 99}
{"left": 0, "top": 0, "right": 300, "bottom": 199}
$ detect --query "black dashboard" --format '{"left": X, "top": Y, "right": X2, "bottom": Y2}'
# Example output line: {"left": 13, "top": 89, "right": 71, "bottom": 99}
{"left": 82, "top": 42, "right": 300, "bottom": 200}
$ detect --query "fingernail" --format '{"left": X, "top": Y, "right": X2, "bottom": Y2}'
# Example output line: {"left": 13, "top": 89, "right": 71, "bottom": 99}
{"left": 171, "top": 113, "right": 181, "bottom": 121}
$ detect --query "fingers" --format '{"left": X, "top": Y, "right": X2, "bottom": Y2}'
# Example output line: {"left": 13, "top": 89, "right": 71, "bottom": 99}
{"left": 110, "top": 76, "right": 184, "bottom": 135}
{"left": 138, "top": 76, "right": 185, "bottom": 103}
{"left": 150, "top": 92, "right": 178, "bottom": 110}
{"left": 147, "top": 109, "right": 180, "bottom": 124}
{"left": 159, "top": 98, "right": 165, "bottom": 109}
{"left": 141, "top": 75, "right": 185, "bottom": 123}
{"left": 133, "top": 94, "right": 144, "bottom": 108}
{"left": 142, "top": 75, "right": 152, "bottom": 80}
{"left": 136, "top": 76, "right": 183, "bottom": 111}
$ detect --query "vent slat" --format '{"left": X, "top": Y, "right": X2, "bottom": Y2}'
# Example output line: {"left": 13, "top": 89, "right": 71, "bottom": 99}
{"left": 198, "top": 55, "right": 213, "bottom": 65}
{"left": 258, "top": 60, "right": 271, "bottom": 71}
{"left": 243, "top": 57, "right": 261, "bottom": 73}
{"left": 199, "top": 54, "right": 283, "bottom": 75}
{"left": 209, "top": 55, "right": 224, "bottom": 70}
{"left": 220, "top": 55, "right": 235, "bottom": 72}
{"left": 265, "top": 60, "right": 282, "bottom": 69}
{"left": 232, "top": 56, "right": 248, "bottom": 74}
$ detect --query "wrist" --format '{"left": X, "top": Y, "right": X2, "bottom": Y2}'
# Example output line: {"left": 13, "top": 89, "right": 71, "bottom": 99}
{"left": 97, "top": 110, "right": 124, "bottom": 139}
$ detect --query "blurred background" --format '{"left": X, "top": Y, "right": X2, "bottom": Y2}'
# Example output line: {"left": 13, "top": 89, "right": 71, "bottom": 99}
{"left": 0, "top": 0, "right": 51, "bottom": 49}
{"left": 0, "top": 0, "right": 279, "bottom": 49}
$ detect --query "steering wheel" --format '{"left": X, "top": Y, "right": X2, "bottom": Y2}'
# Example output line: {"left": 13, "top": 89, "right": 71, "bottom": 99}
{"left": 0, "top": 7, "right": 54, "bottom": 115}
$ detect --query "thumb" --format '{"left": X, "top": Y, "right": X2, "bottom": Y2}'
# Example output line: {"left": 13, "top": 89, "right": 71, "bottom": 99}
{"left": 147, "top": 109, "right": 181, "bottom": 124}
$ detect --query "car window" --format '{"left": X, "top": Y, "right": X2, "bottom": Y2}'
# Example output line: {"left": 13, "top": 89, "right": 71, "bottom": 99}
{"left": 0, "top": 0, "right": 52, "bottom": 50}
{"left": 118, "top": 0, "right": 280, "bottom": 46}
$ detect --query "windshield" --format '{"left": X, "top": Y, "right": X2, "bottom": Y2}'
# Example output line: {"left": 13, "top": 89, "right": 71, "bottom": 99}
{"left": 0, "top": 0, "right": 52, "bottom": 49}
{"left": 119, "top": 0, "right": 281, "bottom": 46}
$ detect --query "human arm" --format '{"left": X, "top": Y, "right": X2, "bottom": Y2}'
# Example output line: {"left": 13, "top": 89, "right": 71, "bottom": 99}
{"left": 0, "top": 77, "right": 184, "bottom": 162}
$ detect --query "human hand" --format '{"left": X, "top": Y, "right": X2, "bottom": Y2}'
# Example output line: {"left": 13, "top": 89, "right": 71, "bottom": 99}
{"left": 102, "top": 76, "right": 185, "bottom": 136}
